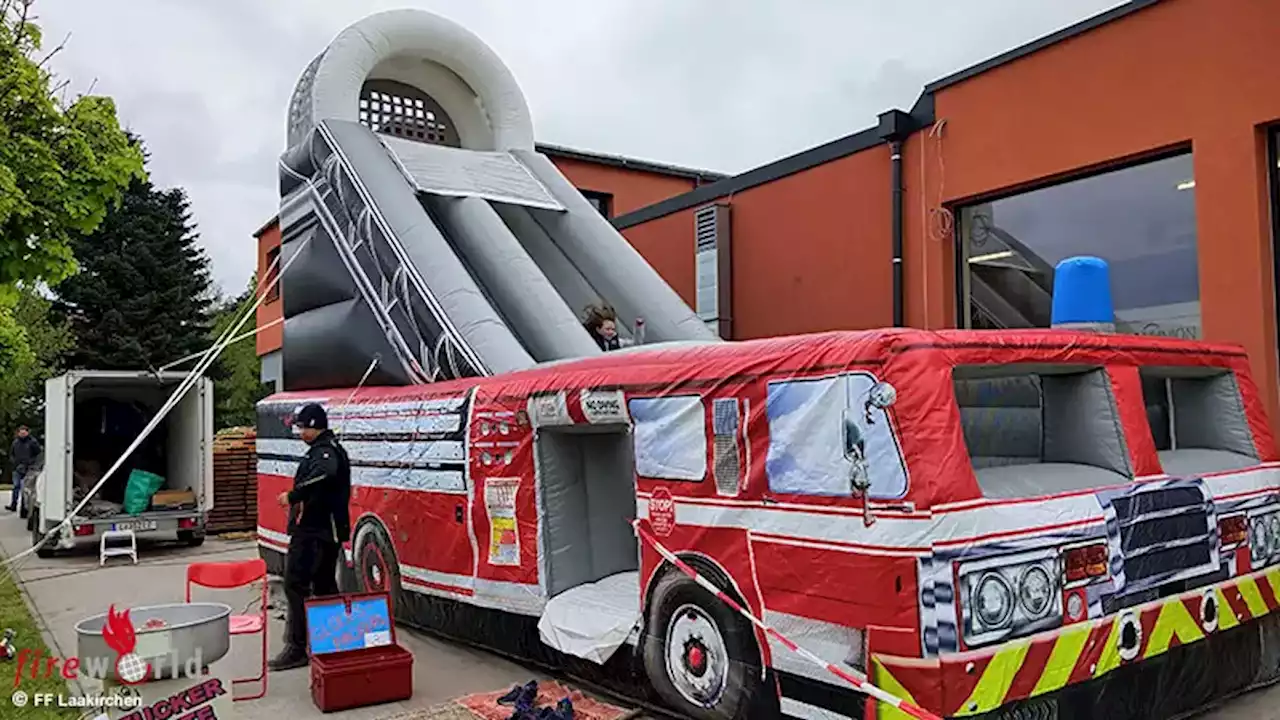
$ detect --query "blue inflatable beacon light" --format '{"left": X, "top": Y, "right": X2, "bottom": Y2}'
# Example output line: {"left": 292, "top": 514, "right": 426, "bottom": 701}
{"left": 1050, "top": 256, "right": 1116, "bottom": 332}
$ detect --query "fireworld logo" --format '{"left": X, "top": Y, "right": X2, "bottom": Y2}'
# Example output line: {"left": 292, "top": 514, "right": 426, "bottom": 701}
{"left": 14, "top": 606, "right": 204, "bottom": 688}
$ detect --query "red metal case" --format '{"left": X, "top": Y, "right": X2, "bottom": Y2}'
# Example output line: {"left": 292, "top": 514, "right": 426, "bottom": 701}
{"left": 305, "top": 591, "right": 413, "bottom": 713}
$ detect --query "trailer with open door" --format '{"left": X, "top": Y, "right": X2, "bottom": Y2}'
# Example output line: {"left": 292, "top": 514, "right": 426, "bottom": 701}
{"left": 33, "top": 370, "right": 214, "bottom": 557}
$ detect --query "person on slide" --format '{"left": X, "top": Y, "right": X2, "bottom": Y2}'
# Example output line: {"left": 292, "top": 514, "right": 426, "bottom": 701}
{"left": 582, "top": 304, "right": 621, "bottom": 351}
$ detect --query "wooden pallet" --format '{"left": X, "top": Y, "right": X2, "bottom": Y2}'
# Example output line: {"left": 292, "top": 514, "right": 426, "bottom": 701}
{"left": 209, "top": 426, "right": 257, "bottom": 533}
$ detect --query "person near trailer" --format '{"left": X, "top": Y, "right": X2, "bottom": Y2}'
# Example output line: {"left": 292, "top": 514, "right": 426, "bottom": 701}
{"left": 269, "top": 403, "right": 352, "bottom": 671}
{"left": 7, "top": 426, "right": 41, "bottom": 513}
{"left": 583, "top": 304, "right": 621, "bottom": 351}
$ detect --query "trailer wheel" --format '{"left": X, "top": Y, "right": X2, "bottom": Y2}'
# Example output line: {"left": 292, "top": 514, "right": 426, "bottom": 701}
{"left": 30, "top": 511, "right": 55, "bottom": 559}
{"left": 642, "top": 571, "right": 760, "bottom": 720}
{"left": 354, "top": 521, "right": 403, "bottom": 611}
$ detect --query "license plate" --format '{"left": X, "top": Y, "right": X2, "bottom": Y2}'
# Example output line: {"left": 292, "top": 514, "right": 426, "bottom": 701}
{"left": 112, "top": 520, "right": 158, "bottom": 532}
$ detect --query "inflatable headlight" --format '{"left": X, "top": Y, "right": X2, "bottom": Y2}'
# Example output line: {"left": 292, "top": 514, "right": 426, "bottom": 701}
{"left": 1252, "top": 516, "right": 1272, "bottom": 563}
{"left": 1018, "top": 565, "right": 1054, "bottom": 618}
{"left": 974, "top": 573, "right": 1015, "bottom": 629}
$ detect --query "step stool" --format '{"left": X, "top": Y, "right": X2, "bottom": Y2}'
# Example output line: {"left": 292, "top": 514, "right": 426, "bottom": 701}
{"left": 100, "top": 529, "right": 138, "bottom": 566}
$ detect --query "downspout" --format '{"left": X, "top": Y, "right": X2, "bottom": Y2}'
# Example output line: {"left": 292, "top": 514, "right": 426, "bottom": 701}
{"left": 878, "top": 109, "right": 911, "bottom": 328}
{"left": 890, "top": 140, "right": 904, "bottom": 327}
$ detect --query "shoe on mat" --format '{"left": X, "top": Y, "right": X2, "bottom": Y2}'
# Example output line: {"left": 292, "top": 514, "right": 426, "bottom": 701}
{"left": 497, "top": 682, "right": 525, "bottom": 705}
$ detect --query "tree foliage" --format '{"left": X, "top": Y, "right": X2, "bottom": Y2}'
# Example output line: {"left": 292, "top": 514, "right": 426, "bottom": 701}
{"left": 210, "top": 275, "right": 268, "bottom": 429}
{"left": 0, "top": 287, "right": 71, "bottom": 446}
{"left": 0, "top": 0, "right": 144, "bottom": 290}
{"left": 54, "top": 170, "right": 216, "bottom": 372}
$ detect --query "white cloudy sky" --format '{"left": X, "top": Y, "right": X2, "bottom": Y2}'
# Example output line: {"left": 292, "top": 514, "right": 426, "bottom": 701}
{"left": 35, "top": 0, "right": 1123, "bottom": 295}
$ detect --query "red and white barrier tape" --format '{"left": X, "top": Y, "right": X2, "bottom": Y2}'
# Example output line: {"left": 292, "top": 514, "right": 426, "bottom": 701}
{"left": 633, "top": 520, "right": 941, "bottom": 720}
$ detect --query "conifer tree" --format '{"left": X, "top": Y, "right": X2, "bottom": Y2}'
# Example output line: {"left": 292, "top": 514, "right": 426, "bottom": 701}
{"left": 55, "top": 153, "right": 215, "bottom": 371}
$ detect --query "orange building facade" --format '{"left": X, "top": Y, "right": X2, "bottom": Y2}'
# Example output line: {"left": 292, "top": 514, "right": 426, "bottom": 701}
{"left": 610, "top": 0, "right": 1280, "bottom": 441}
{"left": 254, "top": 0, "right": 1280, "bottom": 440}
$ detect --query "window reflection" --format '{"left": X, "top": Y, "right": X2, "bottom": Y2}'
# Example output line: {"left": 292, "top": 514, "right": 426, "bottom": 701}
{"left": 960, "top": 153, "right": 1200, "bottom": 339}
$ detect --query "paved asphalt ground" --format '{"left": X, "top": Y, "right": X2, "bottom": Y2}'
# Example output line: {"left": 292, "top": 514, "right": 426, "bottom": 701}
{"left": 0, "top": 509, "right": 1277, "bottom": 719}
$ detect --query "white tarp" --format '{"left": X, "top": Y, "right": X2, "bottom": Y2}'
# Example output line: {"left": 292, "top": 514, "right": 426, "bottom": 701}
{"left": 538, "top": 571, "right": 641, "bottom": 664}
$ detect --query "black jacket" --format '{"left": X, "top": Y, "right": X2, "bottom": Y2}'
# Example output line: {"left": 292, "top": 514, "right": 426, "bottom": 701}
{"left": 10, "top": 436, "right": 41, "bottom": 471}
{"left": 287, "top": 430, "right": 351, "bottom": 543}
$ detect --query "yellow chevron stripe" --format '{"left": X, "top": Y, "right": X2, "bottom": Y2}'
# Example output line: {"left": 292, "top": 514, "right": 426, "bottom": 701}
{"left": 1030, "top": 622, "right": 1092, "bottom": 697}
{"left": 1264, "top": 568, "right": 1280, "bottom": 604}
{"left": 1143, "top": 597, "right": 1203, "bottom": 659}
{"left": 1238, "top": 576, "right": 1269, "bottom": 619}
{"left": 955, "top": 641, "right": 1030, "bottom": 716}
{"left": 924, "top": 568, "right": 1280, "bottom": 718}
{"left": 873, "top": 658, "right": 920, "bottom": 720}
{"left": 1217, "top": 586, "right": 1241, "bottom": 631}
{"left": 1092, "top": 617, "right": 1125, "bottom": 677}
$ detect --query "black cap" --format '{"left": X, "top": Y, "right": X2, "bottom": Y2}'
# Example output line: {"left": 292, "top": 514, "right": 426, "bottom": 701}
{"left": 293, "top": 403, "right": 328, "bottom": 430}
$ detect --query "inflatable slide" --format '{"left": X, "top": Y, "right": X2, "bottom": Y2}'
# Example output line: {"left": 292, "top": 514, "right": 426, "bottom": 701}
{"left": 276, "top": 10, "right": 716, "bottom": 391}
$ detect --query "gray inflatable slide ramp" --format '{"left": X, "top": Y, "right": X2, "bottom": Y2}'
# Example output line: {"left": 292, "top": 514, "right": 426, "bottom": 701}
{"left": 277, "top": 9, "right": 716, "bottom": 391}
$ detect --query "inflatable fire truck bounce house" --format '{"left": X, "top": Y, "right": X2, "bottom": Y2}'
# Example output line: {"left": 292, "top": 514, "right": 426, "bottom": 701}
{"left": 257, "top": 10, "right": 1280, "bottom": 719}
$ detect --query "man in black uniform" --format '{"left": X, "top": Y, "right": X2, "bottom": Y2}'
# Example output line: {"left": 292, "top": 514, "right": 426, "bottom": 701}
{"left": 268, "top": 403, "right": 351, "bottom": 671}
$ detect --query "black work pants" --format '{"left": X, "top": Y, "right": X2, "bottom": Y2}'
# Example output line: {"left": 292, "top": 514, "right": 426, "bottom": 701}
{"left": 284, "top": 533, "right": 341, "bottom": 649}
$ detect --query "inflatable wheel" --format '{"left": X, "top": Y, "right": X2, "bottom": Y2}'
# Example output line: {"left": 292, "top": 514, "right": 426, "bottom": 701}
{"left": 642, "top": 571, "right": 761, "bottom": 720}
{"left": 354, "top": 521, "right": 403, "bottom": 609}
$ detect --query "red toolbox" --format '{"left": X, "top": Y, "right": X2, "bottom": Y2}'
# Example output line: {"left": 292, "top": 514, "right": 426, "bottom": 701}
{"left": 305, "top": 591, "right": 413, "bottom": 713}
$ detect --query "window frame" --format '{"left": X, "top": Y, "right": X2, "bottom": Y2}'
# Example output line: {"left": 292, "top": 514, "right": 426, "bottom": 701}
{"left": 580, "top": 189, "right": 614, "bottom": 219}
{"left": 953, "top": 145, "right": 1196, "bottom": 330}
{"left": 264, "top": 246, "right": 281, "bottom": 303}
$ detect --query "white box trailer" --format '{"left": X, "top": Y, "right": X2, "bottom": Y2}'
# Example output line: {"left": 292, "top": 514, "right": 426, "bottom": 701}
{"left": 31, "top": 370, "right": 214, "bottom": 557}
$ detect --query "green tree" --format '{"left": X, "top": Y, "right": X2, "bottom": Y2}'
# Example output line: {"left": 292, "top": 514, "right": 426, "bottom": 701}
{"left": 0, "top": 0, "right": 143, "bottom": 289}
{"left": 54, "top": 167, "right": 216, "bottom": 371}
{"left": 210, "top": 275, "right": 268, "bottom": 429}
{"left": 0, "top": 287, "right": 72, "bottom": 456}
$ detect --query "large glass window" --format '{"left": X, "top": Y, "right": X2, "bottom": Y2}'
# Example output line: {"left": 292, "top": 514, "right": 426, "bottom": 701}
{"left": 959, "top": 153, "right": 1200, "bottom": 338}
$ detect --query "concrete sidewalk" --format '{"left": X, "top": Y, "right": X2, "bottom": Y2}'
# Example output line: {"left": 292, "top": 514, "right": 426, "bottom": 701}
{"left": 0, "top": 511, "right": 548, "bottom": 719}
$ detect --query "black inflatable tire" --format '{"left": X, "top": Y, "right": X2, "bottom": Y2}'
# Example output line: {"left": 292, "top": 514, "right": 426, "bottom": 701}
{"left": 354, "top": 521, "right": 404, "bottom": 613}
{"left": 642, "top": 570, "right": 761, "bottom": 720}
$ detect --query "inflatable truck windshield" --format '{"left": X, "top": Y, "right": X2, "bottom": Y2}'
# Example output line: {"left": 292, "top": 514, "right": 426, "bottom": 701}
{"left": 256, "top": 328, "right": 1280, "bottom": 720}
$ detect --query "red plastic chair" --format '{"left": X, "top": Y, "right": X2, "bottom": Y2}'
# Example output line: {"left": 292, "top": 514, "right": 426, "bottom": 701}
{"left": 186, "top": 559, "right": 268, "bottom": 701}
